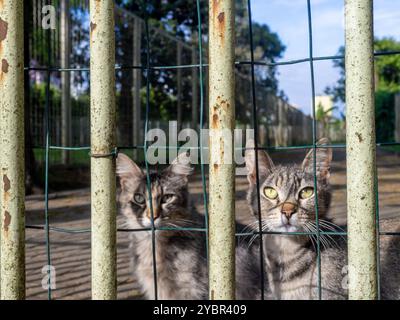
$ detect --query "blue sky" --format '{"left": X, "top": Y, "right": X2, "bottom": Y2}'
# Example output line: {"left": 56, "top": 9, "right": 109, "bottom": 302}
{"left": 250, "top": 0, "right": 400, "bottom": 115}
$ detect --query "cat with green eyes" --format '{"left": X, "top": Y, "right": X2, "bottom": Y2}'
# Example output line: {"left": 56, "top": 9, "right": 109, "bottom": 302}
{"left": 245, "top": 138, "right": 348, "bottom": 299}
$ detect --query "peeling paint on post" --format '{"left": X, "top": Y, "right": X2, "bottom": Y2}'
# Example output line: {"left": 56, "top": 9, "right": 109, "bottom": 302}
{"left": 90, "top": 0, "right": 117, "bottom": 300}
{"left": 345, "top": 0, "right": 377, "bottom": 300}
{"left": 0, "top": 0, "right": 25, "bottom": 300}
{"left": 208, "top": 0, "right": 235, "bottom": 300}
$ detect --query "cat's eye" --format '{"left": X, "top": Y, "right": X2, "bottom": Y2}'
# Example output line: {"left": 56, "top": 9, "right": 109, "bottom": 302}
{"left": 133, "top": 193, "right": 145, "bottom": 204}
{"left": 263, "top": 187, "right": 278, "bottom": 200}
{"left": 161, "top": 194, "right": 175, "bottom": 203}
{"left": 299, "top": 187, "right": 314, "bottom": 199}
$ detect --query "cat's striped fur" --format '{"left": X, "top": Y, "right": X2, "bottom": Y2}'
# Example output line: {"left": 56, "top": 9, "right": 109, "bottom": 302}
{"left": 245, "top": 138, "right": 348, "bottom": 299}
{"left": 117, "top": 152, "right": 262, "bottom": 300}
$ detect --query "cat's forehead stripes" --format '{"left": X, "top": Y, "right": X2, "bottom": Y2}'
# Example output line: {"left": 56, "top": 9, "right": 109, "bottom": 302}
{"left": 262, "top": 167, "right": 308, "bottom": 200}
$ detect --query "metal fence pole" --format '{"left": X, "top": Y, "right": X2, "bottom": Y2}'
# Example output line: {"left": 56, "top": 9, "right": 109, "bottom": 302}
{"left": 0, "top": 0, "right": 25, "bottom": 300}
{"left": 345, "top": 0, "right": 377, "bottom": 300}
{"left": 89, "top": 0, "right": 117, "bottom": 300}
{"left": 191, "top": 41, "right": 198, "bottom": 131}
{"left": 208, "top": 0, "right": 236, "bottom": 300}
{"left": 61, "top": 0, "right": 71, "bottom": 164}
{"left": 132, "top": 16, "right": 141, "bottom": 158}
{"left": 177, "top": 41, "right": 182, "bottom": 131}
{"left": 395, "top": 94, "right": 400, "bottom": 143}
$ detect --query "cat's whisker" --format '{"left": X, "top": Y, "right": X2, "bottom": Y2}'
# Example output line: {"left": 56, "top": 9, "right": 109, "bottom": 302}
{"left": 309, "top": 220, "right": 344, "bottom": 247}
{"left": 303, "top": 223, "right": 317, "bottom": 252}
{"left": 240, "top": 219, "right": 266, "bottom": 246}
{"left": 319, "top": 220, "right": 347, "bottom": 242}
{"left": 319, "top": 219, "right": 345, "bottom": 232}
{"left": 247, "top": 222, "right": 270, "bottom": 248}
{"left": 306, "top": 221, "right": 330, "bottom": 251}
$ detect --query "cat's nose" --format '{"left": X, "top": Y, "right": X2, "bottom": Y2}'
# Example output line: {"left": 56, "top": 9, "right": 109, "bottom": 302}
{"left": 147, "top": 207, "right": 160, "bottom": 220}
{"left": 281, "top": 202, "right": 297, "bottom": 219}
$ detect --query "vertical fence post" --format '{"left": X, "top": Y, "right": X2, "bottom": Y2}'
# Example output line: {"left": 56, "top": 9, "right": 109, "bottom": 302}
{"left": 0, "top": 0, "right": 25, "bottom": 300}
{"left": 208, "top": 0, "right": 236, "bottom": 300}
{"left": 177, "top": 41, "right": 182, "bottom": 131}
{"left": 90, "top": 0, "right": 117, "bottom": 300}
{"left": 395, "top": 94, "right": 400, "bottom": 143}
{"left": 61, "top": 0, "right": 71, "bottom": 164}
{"left": 132, "top": 16, "right": 141, "bottom": 158}
{"left": 191, "top": 36, "right": 198, "bottom": 131}
{"left": 345, "top": 0, "right": 377, "bottom": 300}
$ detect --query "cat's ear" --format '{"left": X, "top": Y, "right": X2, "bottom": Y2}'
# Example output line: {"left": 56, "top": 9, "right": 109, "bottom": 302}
{"left": 167, "top": 151, "right": 194, "bottom": 177}
{"left": 116, "top": 153, "right": 144, "bottom": 190}
{"left": 302, "top": 138, "right": 332, "bottom": 180}
{"left": 245, "top": 139, "right": 274, "bottom": 184}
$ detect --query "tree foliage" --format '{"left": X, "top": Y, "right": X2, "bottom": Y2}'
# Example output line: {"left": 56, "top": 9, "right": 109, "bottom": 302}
{"left": 325, "top": 38, "right": 400, "bottom": 142}
{"left": 115, "top": 0, "right": 286, "bottom": 122}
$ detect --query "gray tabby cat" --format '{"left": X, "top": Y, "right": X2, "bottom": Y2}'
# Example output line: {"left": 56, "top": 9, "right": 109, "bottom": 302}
{"left": 245, "top": 138, "right": 348, "bottom": 300}
{"left": 117, "top": 152, "right": 262, "bottom": 300}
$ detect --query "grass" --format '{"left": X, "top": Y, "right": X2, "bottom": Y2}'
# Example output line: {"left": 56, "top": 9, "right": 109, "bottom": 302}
{"left": 34, "top": 148, "right": 90, "bottom": 166}
{"left": 380, "top": 145, "right": 400, "bottom": 154}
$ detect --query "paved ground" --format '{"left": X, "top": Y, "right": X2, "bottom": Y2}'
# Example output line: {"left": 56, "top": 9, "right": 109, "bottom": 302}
{"left": 25, "top": 149, "right": 400, "bottom": 299}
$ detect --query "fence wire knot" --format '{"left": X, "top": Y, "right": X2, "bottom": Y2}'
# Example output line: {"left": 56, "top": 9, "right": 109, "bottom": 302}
{"left": 89, "top": 147, "right": 118, "bottom": 158}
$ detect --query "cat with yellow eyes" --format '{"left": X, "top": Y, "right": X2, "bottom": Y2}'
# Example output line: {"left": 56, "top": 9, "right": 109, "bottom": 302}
{"left": 245, "top": 138, "right": 348, "bottom": 300}
{"left": 245, "top": 138, "right": 400, "bottom": 300}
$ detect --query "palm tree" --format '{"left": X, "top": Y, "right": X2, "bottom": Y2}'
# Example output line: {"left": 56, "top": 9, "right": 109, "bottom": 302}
{"left": 315, "top": 102, "right": 337, "bottom": 138}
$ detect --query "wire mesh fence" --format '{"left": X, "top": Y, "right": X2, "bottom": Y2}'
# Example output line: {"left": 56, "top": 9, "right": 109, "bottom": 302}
{"left": 2, "top": 0, "right": 400, "bottom": 300}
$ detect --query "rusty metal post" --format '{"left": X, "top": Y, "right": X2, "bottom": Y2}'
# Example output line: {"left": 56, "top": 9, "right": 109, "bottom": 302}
{"left": 0, "top": 0, "right": 25, "bottom": 300}
{"left": 345, "top": 0, "right": 377, "bottom": 300}
{"left": 208, "top": 0, "right": 236, "bottom": 300}
{"left": 89, "top": 0, "right": 117, "bottom": 300}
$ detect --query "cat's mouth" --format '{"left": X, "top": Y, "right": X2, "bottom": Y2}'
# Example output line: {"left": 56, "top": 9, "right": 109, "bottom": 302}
{"left": 141, "top": 217, "right": 163, "bottom": 228}
{"left": 275, "top": 223, "right": 299, "bottom": 233}
{"left": 277, "top": 213, "right": 300, "bottom": 232}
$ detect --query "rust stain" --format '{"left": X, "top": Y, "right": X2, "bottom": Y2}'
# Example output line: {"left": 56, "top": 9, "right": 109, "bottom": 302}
{"left": 0, "top": 0, "right": 4, "bottom": 11}
{"left": 217, "top": 12, "right": 225, "bottom": 23}
{"left": 217, "top": 96, "right": 230, "bottom": 110}
{"left": 90, "top": 22, "right": 97, "bottom": 43}
{"left": 212, "top": 0, "right": 220, "bottom": 17}
{"left": 1, "top": 58, "right": 8, "bottom": 73}
{"left": 95, "top": 0, "right": 101, "bottom": 13}
{"left": 90, "top": 22, "right": 97, "bottom": 33}
{"left": 212, "top": 113, "right": 219, "bottom": 128}
{"left": 0, "top": 17, "right": 8, "bottom": 42}
{"left": 213, "top": 163, "right": 218, "bottom": 170}
{"left": 211, "top": 0, "right": 225, "bottom": 42}
{"left": 3, "top": 210, "right": 11, "bottom": 232}
{"left": 3, "top": 174, "right": 10, "bottom": 192}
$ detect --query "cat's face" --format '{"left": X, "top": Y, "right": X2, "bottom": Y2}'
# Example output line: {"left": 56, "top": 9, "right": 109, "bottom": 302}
{"left": 116, "top": 153, "right": 193, "bottom": 229}
{"left": 245, "top": 139, "right": 332, "bottom": 233}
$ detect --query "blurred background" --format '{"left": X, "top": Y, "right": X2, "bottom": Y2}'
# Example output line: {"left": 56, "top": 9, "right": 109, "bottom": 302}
{"left": 26, "top": 0, "right": 400, "bottom": 193}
